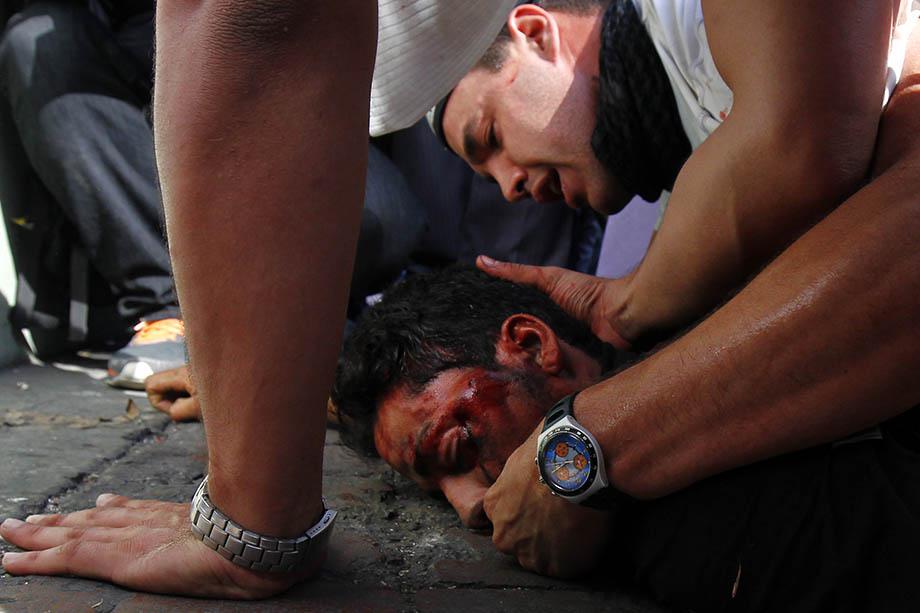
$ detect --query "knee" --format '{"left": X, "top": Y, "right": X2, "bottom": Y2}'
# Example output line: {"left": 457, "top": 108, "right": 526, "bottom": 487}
{"left": 0, "top": 15, "right": 42, "bottom": 77}
{"left": 0, "top": 3, "right": 88, "bottom": 90}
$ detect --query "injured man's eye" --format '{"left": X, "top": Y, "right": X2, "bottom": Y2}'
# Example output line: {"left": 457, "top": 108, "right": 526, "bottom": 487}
{"left": 417, "top": 422, "right": 479, "bottom": 478}
{"left": 439, "top": 423, "right": 478, "bottom": 474}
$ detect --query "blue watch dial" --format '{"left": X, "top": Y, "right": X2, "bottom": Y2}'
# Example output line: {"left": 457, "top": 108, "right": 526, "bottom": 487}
{"left": 541, "top": 429, "right": 594, "bottom": 493}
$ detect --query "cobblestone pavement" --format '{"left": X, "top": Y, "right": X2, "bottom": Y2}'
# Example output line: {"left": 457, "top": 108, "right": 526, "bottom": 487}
{"left": 0, "top": 359, "right": 669, "bottom": 612}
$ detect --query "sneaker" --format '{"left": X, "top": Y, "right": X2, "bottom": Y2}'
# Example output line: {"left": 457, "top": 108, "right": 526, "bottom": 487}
{"left": 106, "top": 318, "right": 186, "bottom": 389}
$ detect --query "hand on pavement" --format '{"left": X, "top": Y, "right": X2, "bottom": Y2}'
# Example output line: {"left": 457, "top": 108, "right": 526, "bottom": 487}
{"left": 483, "top": 426, "right": 611, "bottom": 578}
{"left": 146, "top": 366, "right": 202, "bottom": 422}
{"left": 0, "top": 494, "right": 321, "bottom": 598}
{"left": 477, "top": 256, "right": 635, "bottom": 350}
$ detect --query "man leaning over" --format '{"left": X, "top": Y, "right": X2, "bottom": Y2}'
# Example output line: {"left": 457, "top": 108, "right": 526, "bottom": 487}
{"left": 426, "top": 0, "right": 920, "bottom": 580}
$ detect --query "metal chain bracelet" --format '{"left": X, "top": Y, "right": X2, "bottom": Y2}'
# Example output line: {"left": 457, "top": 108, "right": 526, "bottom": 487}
{"left": 189, "top": 475, "right": 337, "bottom": 573}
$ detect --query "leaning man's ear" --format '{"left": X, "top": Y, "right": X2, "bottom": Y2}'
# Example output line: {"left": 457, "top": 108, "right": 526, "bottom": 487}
{"left": 497, "top": 313, "right": 563, "bottom": 374}
{"left": 507, "top": 4, "right": 560, "bottom": 61}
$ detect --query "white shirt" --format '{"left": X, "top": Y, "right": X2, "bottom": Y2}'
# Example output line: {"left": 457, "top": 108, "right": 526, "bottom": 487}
{"left": 634, "top": 0, "right": 919, "bottom": 149}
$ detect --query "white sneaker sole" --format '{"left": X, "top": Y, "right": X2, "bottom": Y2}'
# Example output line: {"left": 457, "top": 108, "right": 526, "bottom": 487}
{"left": 106, "top": 361, "right": 155, "bottom": 390}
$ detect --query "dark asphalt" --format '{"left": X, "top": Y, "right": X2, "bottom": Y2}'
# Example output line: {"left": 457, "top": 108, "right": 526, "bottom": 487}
{"left": 0, "top": 359, "right": 666, "bottom": 612}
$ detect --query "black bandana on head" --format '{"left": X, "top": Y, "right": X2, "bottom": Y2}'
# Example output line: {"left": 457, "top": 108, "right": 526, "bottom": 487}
{"left": 591, "top": 0, "right": 692, "bottom": 202}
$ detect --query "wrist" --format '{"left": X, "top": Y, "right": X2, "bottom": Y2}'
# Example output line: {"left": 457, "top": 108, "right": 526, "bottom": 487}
{"left": 572, "top": 380, "right": 659, "bottom": 500}
{"left": 206, "top": 462, "right": 325, "bottom": 538}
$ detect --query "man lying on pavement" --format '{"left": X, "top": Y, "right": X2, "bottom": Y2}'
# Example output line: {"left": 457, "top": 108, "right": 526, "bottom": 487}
{"left": 145, "top": 267, "right": 920, "bottom": 612}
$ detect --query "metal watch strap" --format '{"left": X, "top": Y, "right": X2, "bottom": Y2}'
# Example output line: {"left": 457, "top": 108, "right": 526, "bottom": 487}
{"left": 189, "top": 476, "right": 337, "bottom": 573}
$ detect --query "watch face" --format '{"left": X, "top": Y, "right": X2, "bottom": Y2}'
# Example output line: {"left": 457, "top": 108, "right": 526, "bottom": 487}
{"left": 539, "top": 427, "right": 597, "bottom": 496}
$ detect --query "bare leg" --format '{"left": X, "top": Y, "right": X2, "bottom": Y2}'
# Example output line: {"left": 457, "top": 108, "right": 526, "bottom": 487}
{"left": 1, "top": 0, "right": 379, "bottom": 598}
{"left": 154, "top": 1, "right": 377, "bottom": 534}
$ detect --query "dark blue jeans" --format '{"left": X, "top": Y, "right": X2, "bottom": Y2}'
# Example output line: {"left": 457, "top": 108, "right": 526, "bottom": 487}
{"left": 0, "top": 2, "right": 426, "bottom": 347}
{"left": 0, "top": 1, "right": 174, "bottom": 340}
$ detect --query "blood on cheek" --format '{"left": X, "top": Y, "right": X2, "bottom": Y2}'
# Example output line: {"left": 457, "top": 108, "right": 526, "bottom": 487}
{"left": 453, "top": 372, "right": 520, "bottom": 476}
{"left": 457, "top": 372, "right": 514, "bottom": 432}
{"left": 418, "top": 372, "right": 514, "bottom": 476}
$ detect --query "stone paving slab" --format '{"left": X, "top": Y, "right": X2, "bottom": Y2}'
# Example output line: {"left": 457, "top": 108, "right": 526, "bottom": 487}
{"left": 0, "top": 361, "right": 670, "bottom": 612}
{"left": 0, "top": 360, "right": 170, "bottom": 522}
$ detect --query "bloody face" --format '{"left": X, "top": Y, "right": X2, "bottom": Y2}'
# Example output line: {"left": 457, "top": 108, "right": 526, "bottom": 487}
{"left": 371, "top": 316, "right": 605, "bottom": 528}
{"left": 374, "top": 368, "right": 550, "bottom": 527}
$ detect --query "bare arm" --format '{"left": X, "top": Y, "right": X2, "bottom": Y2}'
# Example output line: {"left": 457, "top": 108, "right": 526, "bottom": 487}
{"left": 586, "top": 18, "right": 920, "bottom": 497}
{"left": 581, "top": 142, "right": 920, "bottom": 498}
{"left": 485, "top": 78, "right": 920, "bottom": 567}
{"left": 613, "top": 0, "right": 897, "bottom": 342}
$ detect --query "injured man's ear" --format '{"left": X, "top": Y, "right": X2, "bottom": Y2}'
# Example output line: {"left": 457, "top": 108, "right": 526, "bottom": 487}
{"left": 332, "top": 266, "right": 616, "bottom": 528}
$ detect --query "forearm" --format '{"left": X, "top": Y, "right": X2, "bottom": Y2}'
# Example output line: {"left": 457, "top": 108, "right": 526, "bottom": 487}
{"left": 616, "top": 113, "right": 872, "bottom": 343}
{"left": 154, "top": 1, "right": 376, "bottom": 534}
{"left": 578, "top": 159, "right": 920, "bottom": 499}
{"left": 615, "top": 0, "right": 898, "bottom": 344}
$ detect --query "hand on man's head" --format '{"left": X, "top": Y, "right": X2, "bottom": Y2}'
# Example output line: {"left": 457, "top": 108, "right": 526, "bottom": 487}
{"left": 477, "top": 256, "right": 636, "bottom": 349}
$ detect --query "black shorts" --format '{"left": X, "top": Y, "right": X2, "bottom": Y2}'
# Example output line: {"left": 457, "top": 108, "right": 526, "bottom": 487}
{"left": 610, "top": 408, "right": 920, "bottom": 613}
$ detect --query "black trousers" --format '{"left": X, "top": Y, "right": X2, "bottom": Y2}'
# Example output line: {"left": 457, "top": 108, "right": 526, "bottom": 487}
{"left": 0, "top": 2, "right": 429, "bottom": 347}
{"left": 606, "top": 408, "right": 920, "bottom": 612}
{"left": 0, "top": 1, "right": 176, "bottom": 336}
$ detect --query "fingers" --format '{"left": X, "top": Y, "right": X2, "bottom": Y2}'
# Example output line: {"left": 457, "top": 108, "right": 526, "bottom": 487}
{"left": 95, "top": 494, "right": 187, "bottom": 513}
{"left": 1, "top": 519, "right": 142, "bottom": 550}
{"left": 17, "top": 496, "right": 187, "bottom": 530}
{"left": 440, "top": 473, "right": 490, "bottom": 529}
{"left": 168, "top": 396, "right": 202, "bottom": 421}
{"left": 21, "top": 507, "right": 184, "bottom": 530}
{"left": 477, "top": 255, "right": 600, "bottom": 324}
{"left": 595, "top": 319, "right": 634, "bottom": 351}
{"left": 2, "top": 539, "right": 108, "bottom": 580}
{"left": 1, "top": 529, "right": 173, "bottom": 581}
{"left": 145, "top": 366, "right": 191, "bottom": 396}
{"left": 149, "top": 395, "right": 202, "bottom": 421}
{"left": 146, "top": 366, "right": 194, "bottom": 419}
{"left": 482, "top": 486, "right": 519, "bottom": 556}
{"left": 477, "top": 256, "right": 553, "bottom": 290}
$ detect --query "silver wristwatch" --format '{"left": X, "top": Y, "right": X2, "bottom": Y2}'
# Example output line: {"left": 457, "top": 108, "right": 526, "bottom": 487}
{"left": 189, "top": 475, "right": 337, "bottom": 573}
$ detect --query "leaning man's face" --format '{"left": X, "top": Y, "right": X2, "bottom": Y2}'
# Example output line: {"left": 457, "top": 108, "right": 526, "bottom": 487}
{"left": 443, "top": 57, "right": 632, "bottom": 215}
{"left": 373, "top": 368, "right": 550, "bottom": 529}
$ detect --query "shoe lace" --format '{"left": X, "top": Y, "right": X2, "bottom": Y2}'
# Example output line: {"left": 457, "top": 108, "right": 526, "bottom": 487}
{"left": 131, "top": 318, "right": 185, "bottom": 345}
